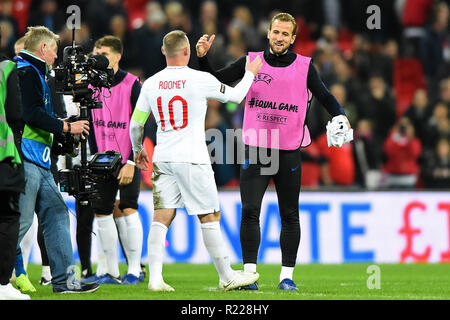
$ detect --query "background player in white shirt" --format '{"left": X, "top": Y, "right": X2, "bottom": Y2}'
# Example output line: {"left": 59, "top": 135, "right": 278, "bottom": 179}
{"left": 129, "top": 30, "right": 262, "bottom": 291}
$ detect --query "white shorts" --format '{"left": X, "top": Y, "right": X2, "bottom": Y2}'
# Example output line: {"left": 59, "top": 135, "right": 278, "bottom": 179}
{"left": 152, "top": 162, "right": 220, "bottom": 215}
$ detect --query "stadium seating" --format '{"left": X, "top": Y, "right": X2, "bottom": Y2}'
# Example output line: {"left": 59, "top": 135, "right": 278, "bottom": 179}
{"left": 393, "top": 58, "right": 427, "bottom": 117}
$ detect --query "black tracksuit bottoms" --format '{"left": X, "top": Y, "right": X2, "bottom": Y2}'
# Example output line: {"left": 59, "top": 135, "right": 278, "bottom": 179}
{"left": 239, "top": 145, "right": 302, "bottom": 267}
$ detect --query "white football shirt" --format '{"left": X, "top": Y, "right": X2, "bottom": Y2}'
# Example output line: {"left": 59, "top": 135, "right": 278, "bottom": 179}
{"left": 133, "top": 66, "right": 254, "bottom": 164}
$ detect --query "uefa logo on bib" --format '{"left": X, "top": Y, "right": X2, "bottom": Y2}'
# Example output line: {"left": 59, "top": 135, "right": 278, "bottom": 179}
{"left": 253, "top": 73, "right": 273, "bottom": 85}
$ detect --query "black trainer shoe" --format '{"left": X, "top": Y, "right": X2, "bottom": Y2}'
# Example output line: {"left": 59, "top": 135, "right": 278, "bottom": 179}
{"left": 53, "top": 282, "right": 100, "bottom": 294}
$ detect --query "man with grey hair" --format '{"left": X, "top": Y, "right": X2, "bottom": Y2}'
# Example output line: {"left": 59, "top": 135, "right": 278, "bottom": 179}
{"left": 14, "top": 26, "right": 98, "bottom": 294}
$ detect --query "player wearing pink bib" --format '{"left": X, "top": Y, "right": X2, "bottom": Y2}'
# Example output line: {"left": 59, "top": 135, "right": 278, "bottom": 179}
{"left": 196, "top": 13, "right": 351, "bottom": 290}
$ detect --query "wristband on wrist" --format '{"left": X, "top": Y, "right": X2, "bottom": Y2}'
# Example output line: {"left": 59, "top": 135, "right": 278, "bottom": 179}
{"left": 126, "top": 160, "right": 136, "bottom": 166}
{"left": 67, "top": 122, "right": 71, "bottom": 134}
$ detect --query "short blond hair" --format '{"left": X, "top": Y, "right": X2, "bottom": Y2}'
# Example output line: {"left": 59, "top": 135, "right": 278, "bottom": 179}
{"left": 162, "top": 30, "right": 189, "bottom": 57}
{"left": 269, "top": 12, "right": 297, "bottom": 36}
{"left": 23, "top": 26, "right": 59, "bottom": 52}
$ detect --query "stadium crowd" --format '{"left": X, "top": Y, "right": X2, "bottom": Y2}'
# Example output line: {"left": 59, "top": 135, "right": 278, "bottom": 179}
{"left": 1, "top": 0, "right": 449, "bottom": 190}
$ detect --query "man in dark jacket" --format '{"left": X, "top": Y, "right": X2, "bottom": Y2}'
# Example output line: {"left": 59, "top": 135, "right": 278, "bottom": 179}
{"left": 14, "top": 26, "right": 97, "bottom": 294}
{"left": 0, "top": 43, "right": 30, "bottom": 299}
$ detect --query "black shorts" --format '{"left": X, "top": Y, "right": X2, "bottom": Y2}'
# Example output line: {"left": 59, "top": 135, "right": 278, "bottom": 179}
{"left": 91, "top": 165, "right": 141, "bottom": 215}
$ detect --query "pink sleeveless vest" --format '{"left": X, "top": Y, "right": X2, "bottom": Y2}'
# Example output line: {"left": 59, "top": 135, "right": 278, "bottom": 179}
{"left": 91, "top": 72, "right": 138, "bottom": 164}
{"left": 243, "top": 51, "right": 312, "bottom": 150}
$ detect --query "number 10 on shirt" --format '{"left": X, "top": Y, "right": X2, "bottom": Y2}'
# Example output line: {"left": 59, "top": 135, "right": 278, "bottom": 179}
{"left": 157, "top": 95, "right": 188, "bottom": 131}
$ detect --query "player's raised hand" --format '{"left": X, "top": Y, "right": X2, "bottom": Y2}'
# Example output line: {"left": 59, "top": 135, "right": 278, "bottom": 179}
{"left": 245, "top": 55, "right": 262, "bottom": 75}
{"left": 196, "top": 34, "right": 215, "bottom": 58}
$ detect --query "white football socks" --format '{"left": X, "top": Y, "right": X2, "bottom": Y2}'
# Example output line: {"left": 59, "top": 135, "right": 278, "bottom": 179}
{"left": 200, "top": 221, "right": 235, "bottom": 283}
{"left": 124, "top": 213, "right": 143, "bottom": 277}
{"left": 21, "top": 223, "right": 35, "bottom": 271}
{"left": 244, "top": 263, "right": 257, "bottom": 273}
{"left": 95, "top": 231, "right": 107, "bottom": 276}
{"left": 147, "top": 221, "right": 168, "bottom": 285}
{"left": 96, "top": 215, "right": 120, "bottom": 278}
{"left": 114, "top": 215, "right": 128, "bottom": 253}
{"left": 41, "top": 265, "right": 51, "bottom": 280}
{"left": 280, "top": 266, "right": 294, "bottom": 282}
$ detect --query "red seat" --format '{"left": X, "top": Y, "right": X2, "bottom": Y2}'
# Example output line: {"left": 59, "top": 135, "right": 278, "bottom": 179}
{"left": 293, "top": 40, "right": 317, "bottom": 57}
{"left": 393, "top": 58, "right": 427, "bottom": 117}
{"left": 11, "top": 0, "right": 31, "bottom": 35}
{"left": 124, "top": 0, "right": 148, "bottom": 30}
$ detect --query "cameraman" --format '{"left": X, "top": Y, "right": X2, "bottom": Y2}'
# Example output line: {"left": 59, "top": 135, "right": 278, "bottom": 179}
{"left": 14, "top": 26, "right": 98, "bottom": 293}
{"left": 86, "top": 35, "right": 143, "bottom": 285}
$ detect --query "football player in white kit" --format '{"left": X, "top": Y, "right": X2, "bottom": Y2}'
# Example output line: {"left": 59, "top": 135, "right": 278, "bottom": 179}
{"left": 130, "top": 30, "right": 262, "bottom": 291}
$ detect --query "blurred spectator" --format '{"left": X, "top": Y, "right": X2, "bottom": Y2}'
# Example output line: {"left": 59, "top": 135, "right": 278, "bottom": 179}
{"left": 317, "top": 25, "right": 339, "bottom": 51}
{"left": 9, "top": 0, "right": 31, "bottom": 35}
{"left": 421, "top": 138, "right": 450, "bottom": 188}
{"left": 370, "top": 39, "right": 399, "bottom": 86}
{"left": 109, "top": 14, "right": 135, "bottom": 71}
{"left": 0, "top": 20, "right": 15, "bottom": 58}
{"left": 163, "top": 2, "right": 202, "bottom": 70}
{"left": 193, "top": 0, "right": 227, "bottom": 69}
{"left": 0, "top": 0, "right": 19, "bottom": 39}
{"left": 328, "top": 83, "right": 358, "bottom": 126}
{"left": 131, "top": 1, "right": 168, "bottom": 78}
{"left": 418, "top": 1, "right": 450, "bottom": 88}
{"left": 399, "top": 0, "right": 434, "bottom": 57}
{"left": 165, "top": 1, "right": 184, "bottom": 30}
{"left": 27, "top": 0, "right": 65, "bottom": 33}
{"left": 360, "top": 74, "right": 397, "bottom": 146}
{"left": 87, "top": 0, "right": 128, "bottom": 40}
{"left": 229, "top": 5, "right": 261, "bottom": 51}
{"left": 439, "top": 78, "right": 450, "bottom": 106}
{"left": 423, "top": 101, "right": 450, "bottom": 150}
{"left": 350, "top": 33, "right": 372, "bottom": 84}
{"left": 404, "top": 88, "right": 432, "bottom": 144}
{"left": 353, "top": 119, "right": 382, "bottom": 188}
{"left": 329, "top": 55, "right": 361, "bottom": 106}
{"left": 381, "top": 117, "right": 422, "bottom": 188}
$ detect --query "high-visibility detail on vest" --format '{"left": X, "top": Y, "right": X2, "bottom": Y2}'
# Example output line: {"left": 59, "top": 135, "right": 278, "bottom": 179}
{"left": 0, "top": 60, "right": 22, "bottom": 166}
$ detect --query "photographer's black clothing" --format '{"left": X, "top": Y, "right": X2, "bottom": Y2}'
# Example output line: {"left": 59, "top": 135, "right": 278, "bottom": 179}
{"left": 198, "top": 49, "right": 346, "bottom": 117}
{"left": 0, "top": 55, "right": 24, "bottom": 193}
{"left": 0, "top": 191, "right": 21, "bottom": 285}
{"left": 0, "top": 54, "right": 24, "bottom": 285}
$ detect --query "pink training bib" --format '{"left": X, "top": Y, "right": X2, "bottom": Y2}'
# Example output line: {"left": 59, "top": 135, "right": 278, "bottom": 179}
{"left": 91, "top": 73, "right": 138, "bottom": 164}
{"left": 243, "top": 51, "right": 312, "bottom": 150}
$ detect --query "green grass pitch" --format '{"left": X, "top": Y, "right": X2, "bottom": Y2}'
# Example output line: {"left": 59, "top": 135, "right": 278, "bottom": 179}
{"left": 18, "top": 263, "right": 450, "bottom": 300}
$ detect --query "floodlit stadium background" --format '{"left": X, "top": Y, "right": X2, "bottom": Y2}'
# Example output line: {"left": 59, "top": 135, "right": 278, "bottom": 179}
{"left": 2, "top": 0, "right": 448, "bottom": 265}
